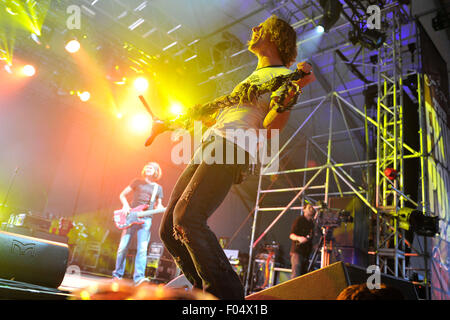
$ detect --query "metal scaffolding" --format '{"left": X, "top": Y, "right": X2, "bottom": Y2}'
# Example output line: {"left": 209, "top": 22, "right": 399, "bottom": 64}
{"left": 242, "top": 2, "right": 432, "bottom": 296}
{"left": 375, "top": 7, "right": 408, "bottom": 279}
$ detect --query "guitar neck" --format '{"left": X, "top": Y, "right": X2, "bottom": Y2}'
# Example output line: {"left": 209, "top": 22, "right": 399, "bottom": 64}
{"left": 136, "top": 207, "right": 166, "bottom": 218}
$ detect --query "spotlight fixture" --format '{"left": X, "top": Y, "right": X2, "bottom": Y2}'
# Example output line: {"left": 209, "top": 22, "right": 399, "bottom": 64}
{"left": 22, "top": 65, "right": 36, "bottom": 77}
{"left": 4, "top": 65, "right": 13, "bottom": 74}
{"left": 348, "top": 29, "right": 386, "bottom": 50}
{"left": 78, "top": 91, "right": 90, "bottom": 102}
{"left": 170, "top": 103, "right": 183, "bottom": 116}
{"left": 432, "top": 11, "right": 450, "bottom": 31}
{"left": 31, "top": 33, "right": 41, "bottom": 45}
{"left": 397, "top": 207, "right": 439, "bottom": 237}
{"left": 319, "top": 0, "right": 343, "bottom": 33}
{"left": 384, "top": 167, "right": 398, "bottom": 181}
{"left": 65, "top": 40, "right": 80, "bottom": 53}
{"left": 130, "top": 114, "right": 151, "bottom": 133}
{"left": 134, "top": 77, "right": 149, "bottom": 93}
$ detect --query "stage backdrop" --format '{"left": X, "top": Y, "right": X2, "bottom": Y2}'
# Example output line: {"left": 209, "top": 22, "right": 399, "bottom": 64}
{"left": 419, "top": 22, "right": 450, "bottom": 300}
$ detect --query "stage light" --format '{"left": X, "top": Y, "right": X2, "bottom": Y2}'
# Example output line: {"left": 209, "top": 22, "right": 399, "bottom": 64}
{"left": 397, "top": 208, "right": 439, "bottom": 237}
{"left": 384, "top": 167, "right": 398, "bottom": 181}
{"left": 22, "top": 65, "right": 36, "bottom": 77}
{"left": 4, "top": 65, "right": 13, "bottom": 74}
{"left": 348, "top": 29, "right": 386, "bottom": 50}
{"left": 31, "top": 26, "right": 41, "bottom": 37}
{"left": 319, "top": 0, "right": 342, "bottom": 32}
{"left": 359, "top": 29, "right": 386, "bottom": 50}
{"left": 134, "top": 77, "right": 149, "bottom": 93}
{"left": 188, "top": 39, "right": 199, "bottom": 46}
{"left": 185, "top": 54, "right": 197, "bottom": 62}
{"left": 65, "top": 40, "right": 80, "bottom": 53}
{"left": 432, "top": 11, "right": 450, "bottom": 31}
{"left": 6, "top": 7, "right": 18, "bottom": 15}
{"left": 130, "top": 114, "right": 151, "bottom": 133}
{"left": 117, "top": 112, "right": 123, "bottom": 119}
{"left": 113, "top": 77, "right": 127, "bottom": 85}
{"left": 316, "top": 25, "right": 325, "bottom": 33}
{"left": 162, "top": 41, "right": 177, "bottom": 51}
{"left": 78, "top": 91, "right": 90, "bottom": 102}
{"left": 31, "top": 33, "right": 41, "bottom": 45}
{"left": 170, "top": 103, "right": 183, "bottom": 116}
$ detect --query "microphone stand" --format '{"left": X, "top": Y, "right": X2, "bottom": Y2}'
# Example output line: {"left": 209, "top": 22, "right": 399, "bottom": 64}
{"left": 307, "top": 208, "right": 324, "bottom": 272}
{"left": 1, "top": 167, "right": 19, "bottom": 222}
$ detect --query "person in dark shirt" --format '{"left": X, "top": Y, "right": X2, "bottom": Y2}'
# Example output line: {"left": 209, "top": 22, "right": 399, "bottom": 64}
{"left": 112, "top": 162, "right": 164, "bottom": 285}
{"left": 290, "top": 203, "right": 316, "bottom": 278}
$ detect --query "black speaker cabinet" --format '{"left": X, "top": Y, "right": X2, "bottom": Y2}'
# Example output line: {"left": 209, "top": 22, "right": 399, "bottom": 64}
{"left": 246, "top": 261, "right": 418, "bottom": 300}
{"left": 0, "top": 231, "right": 69, "bottom": 288}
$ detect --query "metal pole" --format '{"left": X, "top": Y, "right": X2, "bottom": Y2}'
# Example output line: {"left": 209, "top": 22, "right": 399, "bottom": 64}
{"left": 252, "top": 166, "right": 325, "bottom": 249}
{"left": 244, "top": 171, "right": 263, "bottom": 295}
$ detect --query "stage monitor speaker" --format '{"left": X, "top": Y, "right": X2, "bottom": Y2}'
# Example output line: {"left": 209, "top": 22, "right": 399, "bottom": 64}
{"left": 246, "top": 261, "right": 418, "bottom": 300}
{"left": 272, "top": 267, "right": 291, "bottom": 286}
{"left": 0, "top": 231, "right": 69, "bottom": 288}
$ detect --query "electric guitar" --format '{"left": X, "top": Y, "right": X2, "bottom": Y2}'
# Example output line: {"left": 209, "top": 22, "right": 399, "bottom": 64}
{"left": 113, "top": 204, "right": 166, "bottom": 230}
{"left": 143, "top": 61, "right": 315, "bottom": 147}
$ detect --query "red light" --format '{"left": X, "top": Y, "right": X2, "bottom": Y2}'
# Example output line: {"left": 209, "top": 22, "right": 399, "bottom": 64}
{"left": 384, "top": 168, "right": 398, "bottom": 180}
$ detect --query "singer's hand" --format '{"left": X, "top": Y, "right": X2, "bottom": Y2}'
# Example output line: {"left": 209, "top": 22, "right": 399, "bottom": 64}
{"left": 297, "top": 236, "right": 308, "bottom": 244}
{"left": 295, "top": 62, "right": 315, "bottom": 88}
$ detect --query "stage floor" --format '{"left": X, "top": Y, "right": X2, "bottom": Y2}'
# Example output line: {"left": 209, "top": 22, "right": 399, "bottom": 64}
{"left": 0, "top": 270, "right": 163, "bottom": 299}
{"left": 58, "top": 270, "right": 114, "bottom": 293}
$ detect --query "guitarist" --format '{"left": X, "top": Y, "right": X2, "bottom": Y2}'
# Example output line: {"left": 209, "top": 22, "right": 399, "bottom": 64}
{"left": 112, "top": 162, "right": 164, "bottom": 285}
{"left": 289, "top": 203, "right": 316, "bottom": 278}
{"left": 155, "top": 15, "right": 316, "bottom": 300}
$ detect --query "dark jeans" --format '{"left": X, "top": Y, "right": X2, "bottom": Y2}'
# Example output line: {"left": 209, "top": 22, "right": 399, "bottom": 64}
{"left": 290, "top": 251, "right": 311, "bottom": 278}
{"left": 159, "top": 138, "right": 249, "bottom": 300}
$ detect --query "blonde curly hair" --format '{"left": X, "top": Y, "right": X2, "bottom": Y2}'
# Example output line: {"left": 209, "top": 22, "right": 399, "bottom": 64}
{"left": 141, "top": 162, "right": 162, "bottom": 181}
{"left": 263, "top": 15, "right": 298, "bottom": 67}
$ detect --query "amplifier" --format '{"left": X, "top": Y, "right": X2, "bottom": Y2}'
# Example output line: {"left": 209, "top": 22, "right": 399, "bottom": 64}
{"left": 8, "top": 213, "right": 51, "bottom": 231}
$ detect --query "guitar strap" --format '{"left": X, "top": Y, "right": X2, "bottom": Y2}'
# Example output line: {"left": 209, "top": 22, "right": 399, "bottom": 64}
{"left": 150, "top": 183, "right": 159, "bottom": 209}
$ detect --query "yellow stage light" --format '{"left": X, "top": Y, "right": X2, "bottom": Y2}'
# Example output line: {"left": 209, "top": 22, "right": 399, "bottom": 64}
{"left": 170, "top": 103, "right": 183, "bottom": 116}
{"left": 114, "top": 77, "right": 127, "bottom": 85}
{"left": 6, "top": 7, "right": 18, "bottom": 15}
{"left": 65, "top": 40, "right": 80, "bottom": 53}
{"left": 129, "top": 113, "right": 151, "bottom": 133}
{"left": 32, "top": 26, "right": 41, "bottom": 37}
{"left": 134, "top": 77, "right": 149, "bottom": 93}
